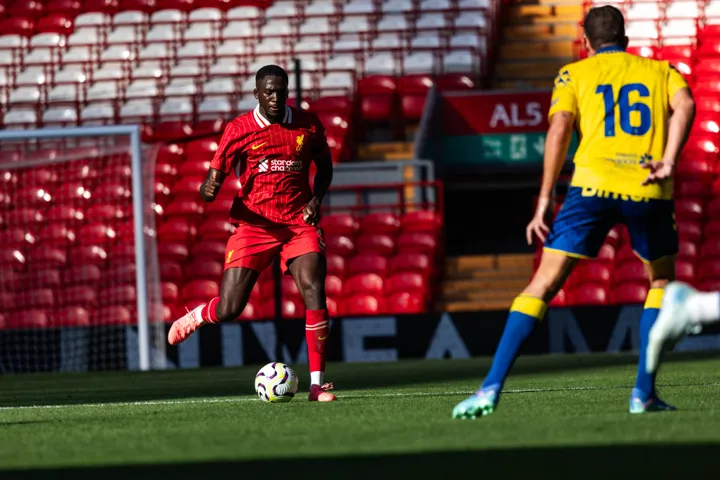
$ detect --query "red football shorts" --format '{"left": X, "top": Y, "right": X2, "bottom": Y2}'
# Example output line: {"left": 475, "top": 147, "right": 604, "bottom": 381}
{"left": 224, "top": 224, "right": 325, "bottom": 274}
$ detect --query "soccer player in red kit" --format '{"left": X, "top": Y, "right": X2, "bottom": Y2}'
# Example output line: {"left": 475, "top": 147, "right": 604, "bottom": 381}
{"left": 168, "top": 65, "right": 336, "bottom": 402}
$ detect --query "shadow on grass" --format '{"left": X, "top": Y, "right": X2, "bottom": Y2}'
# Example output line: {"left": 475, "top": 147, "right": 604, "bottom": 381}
{"left": 2, "top": 444, "right": 718, "bottom": 479}
{"left": 2, "top": 351, "right": 717, "bottom": 407}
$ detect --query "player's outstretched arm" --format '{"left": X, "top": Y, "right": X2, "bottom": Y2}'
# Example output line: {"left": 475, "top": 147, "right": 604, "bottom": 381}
{"left": 304, "top": 151, "right": 334, "bottom": 225}
{"left": 526, "top": 111, "right": 574, "bottom": 245}
{"left": 200, "top": 168, "right": 227, "bottom": 202}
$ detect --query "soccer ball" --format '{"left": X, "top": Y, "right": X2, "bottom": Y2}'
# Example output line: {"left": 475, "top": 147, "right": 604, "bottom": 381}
{"left": 254, "top": 362, "right": 299, "bottom": 403}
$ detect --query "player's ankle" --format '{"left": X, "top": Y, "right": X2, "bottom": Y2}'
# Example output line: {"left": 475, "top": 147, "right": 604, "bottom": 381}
{"left": 310, "top": 371, "right": 324, "bottom": 386}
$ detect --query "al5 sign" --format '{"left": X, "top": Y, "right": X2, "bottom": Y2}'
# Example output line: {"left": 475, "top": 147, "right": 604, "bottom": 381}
{"left": 442, "top": 90, "right": 552, "bottom": 135}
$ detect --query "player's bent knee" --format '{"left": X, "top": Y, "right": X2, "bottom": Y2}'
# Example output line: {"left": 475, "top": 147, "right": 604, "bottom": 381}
{"left": 215, "top": 298, "right": 245, "bottom": 322}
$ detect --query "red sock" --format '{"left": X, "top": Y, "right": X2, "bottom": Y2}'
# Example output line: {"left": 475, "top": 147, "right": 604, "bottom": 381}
{"left": 306, "top": 309, "right": 329, "bottom": 373}
{"left": 201, "top": 297, "right": 220, "bottom": 323}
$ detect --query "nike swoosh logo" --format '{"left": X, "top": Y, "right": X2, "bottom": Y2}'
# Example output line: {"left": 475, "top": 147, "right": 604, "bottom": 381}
{"left": 251, "top": 142, "right": 267, "bottom": 150}
{"left": 318, "top": 335, "right": 328, "bottom": 341}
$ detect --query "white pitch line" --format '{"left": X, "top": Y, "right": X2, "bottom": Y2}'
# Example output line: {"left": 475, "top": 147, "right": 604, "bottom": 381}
{"left": 2, "top": 383, "right": 719, "bottom": 412}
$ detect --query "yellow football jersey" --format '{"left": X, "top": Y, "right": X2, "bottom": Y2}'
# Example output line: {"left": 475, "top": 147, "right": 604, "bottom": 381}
{"left": 548, "top": 46, "right": 689, "bottom": 200}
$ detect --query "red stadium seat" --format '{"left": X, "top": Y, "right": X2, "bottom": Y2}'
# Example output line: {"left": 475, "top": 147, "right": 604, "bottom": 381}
{"left": 77, "top": 223, "right": 117, "bottom": 244}
{"left": 396, "top": 233, "right": 437, "bottom": 256}
{"left": 46, "top": 0, "right": 84, "bottom": 16}
{"left": 699, "top": 260, "right": 720, "bottom": 281}
{"left": 191, "top": 241, "right": 227, "bottom": 262}
{"left": 397, "top": 75, "right": 432, "bottom": 122}
{"left": 37, "top": 13, "right": 74, "bottom": 34}
{"left": 28, "top": 246, "right": 68, "bottom": 268}
{"left": 10, "top": 0, "right": 44, "bottom": 17}
{"left": 436, "top": 74, "right": 477, "bottom": 91}
{"left": 701, "top": 240, "right": 720, "bottom": 259}
{"left": 205, "top": 197, "right": 235, "bottom": 217}
{"left": 86, "top": 204, "right": 129, "bottom": 222}
{"left": 52, "top": 307, "right": 91, "bottom": 327}
{"left": 108, "top": 244, "right": 136, "bottom": 263}
{"left": 185, "top": 138, "right": 220, "bottom": 161}
{"left": 358, "top": 76, "right": 397, "bottom": 123}
{"left": 64, "top": 265, "right": 102, "bottom": 286}
{"left": 173, "top": 177, "right": 205, "bottom": 197}
{"left": 6, "top": 208, "right": 45, "bottom": 227}
{"left": 615, "top": 246, "right": 639, "bottom": 265}
{"left": 356, "top": 234, "right": 395, "bottom": 256}
{"left": 7, "top": 310, "right": 49, "bottom": 329}
{"left": 678, "top": 220, "right": 703, "bottom": 243}
{"left": 675, "top": 198, "right": 704, "bottom": 222}
{"left": 676, "top": 157, "right": 714, "bottom": 178}
{"left": 568, "top": 284, "right": 608, "bottom": 306}
{"left": 93, "top": 306, "right": 133, "bottom": 326}
{"left": 613, "top": 262, "right": 648, "bottom": 284}
{"left": 325, "top": 275, "right": 343, "bottom": 297}
{"left": 326, "top": 254, "right": 346, "bottom": 278}
{"left": 197, "top": 218, "right": 234, "bottom": 240}
{"left": 161, "top": 282, "right": 179, "bottom": 304}
{"left": 0, "top": 268, "right": 17, "bottom": 291}
{"left": 326, "top": 297, "right": 339, "bottom": 317}
{"left": 343, "top": 294, "right": 384, "bottom": 316}
{"left": 0, "top": 17, "right": 35, "bottom": 37}
{"left": 15, "top": 187, "right": 54, "bottom": 207}
{"left": 158, "top": 218, "right": 197, "bottom": 242}
{"left": 99, "top": 285, "right": 136, "bottom": 307}
{"left": 347, "top": 253, "right": 388, "bottom": 276}
{"left": 184, "top": 260, "right": 223, "bottom": 281}
{"left": 56, "top": 182, "right": 92, "bottom": 204}
{"left": 281, "top": 275, "right": 301, "bottom": 298}
{"left": 165, "top": 199, "right": 204, "bottom": 218}
{"left": 0, "top": 249, "right": 25, "bottom": 271}
{"left": 401, "top": 210, "right": 442, "bottom": 233}
{"left": 46, "top": 205, "right": 84, "bottom": 224}
{"left": 321, "top": 214, "right": 359, "bottom": 237}
{"left": 282, "top": 297, "right": 305, "bottom": 319}
{"left": 181, "top": 280, "right": 219, "bottom": 303}
{"left": 386, "top": 272, "right": 427, "bottom": 296}
{"left": 611, "top": 283, "right": 648, "bottom": 305}
{"left": 325, "top": 235, "right": 356, "bottom": 257}
{"left": 103, "top": 264, "right": 137, "bottom": 286}
{"left": 311, "top": 96, "right": 353, "bottom": 116}
{"left": 251, "top": 278, "right": 275, "bottom": 301}
{"left": 678, "top": 240, "right": 698, "bottom": 260}
{"left": 0, "top": 228, "right": 35, "bottom": 248}
{"left": 68, "top": 245, "right": 108, "bottom": 266}
{"left": 675, "top": 260, "right": 695, "bottom": 284}
{"left": 23, "top": 168, "right": 57, "bottom": 185}
{"left": 344, "top": 273, "right": 384, "bottom": 295}
{"left": 361, "top": 212, "right": 401, "bottom": 234}
{"left": 0, "top": 292, "right": 16, "bottom": 311}
{"left": 178, "top": 161, "right": 212, "bottom": 178}
{"left": 60, "top": 286, "right": 98, "bottom": 307}
{"left": 158, "top": 242, "right": 190, "bottom": 263}
{"left": 385, "top": 292, "right": 425, "bottom": 314}
{"left": 160, "top": 262, "right": 184, "bottom": 283}
{"left": 707, "top": 197, "right": 720, "bottom": 219}
{"left": 37, "top": 224, "right": 75, "bottom": 245}
{"left": 569, "top": 262, "right": 611, "bottom": 287}
{"left": 549, "top": 289, "right": 567, "bottom": 307}
{"left": 389, "top": 253, "right": 432, "bottom": 275}
{"left": 23, "top": 269, "right": 62, "bottom": 290}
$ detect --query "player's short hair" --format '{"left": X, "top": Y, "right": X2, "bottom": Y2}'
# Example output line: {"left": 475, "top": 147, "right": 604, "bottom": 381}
{"left": 583, "top": 5, "right": 626, "bottom": 50}
{"left": 256, "top": 65, "right": 288, "bottom": 84}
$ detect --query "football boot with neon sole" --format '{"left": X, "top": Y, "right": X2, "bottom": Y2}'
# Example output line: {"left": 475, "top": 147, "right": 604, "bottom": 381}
{"left": 452, "top": 385, "right": 500, "bottom": 419}
{"left": 629, "top": 388, "right": 676, "bottom": 414}
{"left": 309, "top": 382, "right": 336, "bottom": 402}
{"left": 646, "top": 282, "right": 703, "bottom": 375}
{"left": 168, "top": 305, "right": 205, "bottom": 346}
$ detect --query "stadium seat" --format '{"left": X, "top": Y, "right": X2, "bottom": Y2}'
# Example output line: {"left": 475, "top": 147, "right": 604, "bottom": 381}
{"left": 613, "top": 262, "right": 649, "bottom": 285}
{"left": 675, "top": 198, "right": 704, "bottom": 222}
{"left": 23, "top": 269, "right": 62, "bottom": 290}
{"left": 326, "top": 297, "right": 339, "bottom": 317}
{"left": 326, "top": 254, "right": 346, "bottom": 278}
{"left": 16, "top": 289, "right": 55, "bottom": 310}
{"left": 385, "top": 292, "right": 425, "bottom": 313}
{"left": 52, "top": 306, "right": 92, "bottom": 327}
{"left": 198, "top": 218, "right": 235, "bottom": 240}
{"left": 325, "top": 234, "right": 356, "bottom": 257}
{"left": 103, "top": 263, "right": 137, "bottom": 286}
{"left": 93, "top": 306, "right": 133, "bottom": 326}
{"left": 99, "top": 285, "right": 137, "bottom": 307}
{"left": 191, "top": 241, "right": 227, "bottom": 262}
{"left": 678, "top": 220, "right": 703, "bottom": 243}
{"left": 281, "top": 275, "right": 301, "bottom": 298}
{"left": 282, "top": 297, "right": 305, "bottom": 319}
{"left": 181, "top": 279, "right": 219, "bottom": 303}
{"left": 29, "top": 246, "right": 68, "bottom": 268}
{"left": 389, "top": 252, "right": 432, "bottom": 275}
{"left": 160, "top": 261, "right": 184, "bottom": 283}
{"left": 184, "top": 260, "right": 224, "bottom": 281}
{"left": 0, "top": 228, "right": 36, "bottom": 249}
{"left": 64, "top": 265, "right": 102, "bottom": 286}
{"left": 361, "top": 212, "right": 401, "bottom": 234}
{"left": 569, "top": 262, "right": 611, "bottom": 287}
{"left": 347, "top": 253, "right": 389, "bottom": 276}
{"left": 0, "top": 249, "right": 25, "bottom": 271}
{"left": 356, "top": 233, "right": 395, "bottom": 256}
{"left": 549, "top": 289, "right": 567, "bottom": 307}
{"left": 401, "top": 210, "right": 441, "bottom": 233}
{"left": 701, "top": 240, "right": 720, "bottom": 259}
{"left": 569, "top": 284, "right": 608, "bottom": 306}
{"left": 325, "top": 274, "right": 343, "bottom": 297}
{"left": 343, "top": 294, "right": 384, "bottom": 315}
{"left": 611, "top": 283, "right": 649, "bottom": 305}
{"left": 60, "top": 286, "right": 98, "bottom": 307}
{"left": 77, "top": 223, "right": 117, "bottom": 244}
{"left": 158, "top": 218, "right": 198, "bottom": 242}
{"left": 344, "top": 273, "right": 384, "bottom": 295}
{"left": 158, "top": 242, "right": 190, "bottom": 263}
{"left": 7, "top": 310, "right": 49, "bottom": 329}
{"left": 358, "top": 76, "right": 398, "bottom": 123}
{"left": 321, "top": 214, "right": 359, "bottom": 237}
{"left": 678, "top": 240, "right": 698, "bottom": 260}
{"left": 396, "top": 232, "right": 436, "bottom": 256}
{"left": 676, "top": 260, "right": 695, "bottom": 284}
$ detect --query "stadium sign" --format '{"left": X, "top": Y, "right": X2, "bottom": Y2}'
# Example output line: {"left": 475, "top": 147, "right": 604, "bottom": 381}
{"left": 3, "top": 308, "right": 718, "bottom": 372}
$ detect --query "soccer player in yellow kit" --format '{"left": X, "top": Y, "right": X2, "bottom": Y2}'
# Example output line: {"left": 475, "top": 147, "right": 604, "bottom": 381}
{"left": 453, "top": 5, "right": 696, "bottom": 419}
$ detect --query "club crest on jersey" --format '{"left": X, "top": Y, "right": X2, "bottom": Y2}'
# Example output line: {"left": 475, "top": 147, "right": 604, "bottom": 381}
{"left": 296, "top": 134, "right": 305, "bottom": 152}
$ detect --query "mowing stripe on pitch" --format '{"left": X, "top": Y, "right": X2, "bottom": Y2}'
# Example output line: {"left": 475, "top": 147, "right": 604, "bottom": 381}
{"left": 2, "top": 382, "right": 719, "bottom": 411}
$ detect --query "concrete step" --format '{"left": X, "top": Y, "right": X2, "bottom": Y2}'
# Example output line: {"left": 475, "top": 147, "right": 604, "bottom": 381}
{"left": 442, "top": 289, "right": 523, "bottom": 302}
{"left": 495, "top": 60, "right": 571, "bottom": 79}
{"left": 442, "top": 278, "right": 528, "bottom": 294}
{"left": 508, "top": 4, "right": 583, "bottom": 18}
{"left": 445, "top": 254, "right": 535, "bottom": 274}
{"left": 500, "top": 40, "right": 575, "bottom": 59}
{"left": 503, "top": 23, "right": 579, "bottom": 40}
{"left": 357, "top": 142, "right": 414, "bottom": 161}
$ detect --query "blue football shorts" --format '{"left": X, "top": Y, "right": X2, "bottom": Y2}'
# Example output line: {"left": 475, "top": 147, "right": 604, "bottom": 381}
{"left": 544, "top": 186, "right": 678, "bottom": 263}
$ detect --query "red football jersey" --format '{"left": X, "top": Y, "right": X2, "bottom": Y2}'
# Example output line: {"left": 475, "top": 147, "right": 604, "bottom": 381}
{"left": 210, "top": 106, "right": 330, "bottom": 227}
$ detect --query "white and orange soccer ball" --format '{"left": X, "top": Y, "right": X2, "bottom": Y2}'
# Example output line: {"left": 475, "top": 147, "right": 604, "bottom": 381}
{"left": 254, "top": 362, "right": 299, "bottom": 403}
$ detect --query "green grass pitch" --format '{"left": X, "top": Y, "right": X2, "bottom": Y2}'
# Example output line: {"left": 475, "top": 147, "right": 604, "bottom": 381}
{"left": 1, "top": 353, "right": 720, "bottom": 478}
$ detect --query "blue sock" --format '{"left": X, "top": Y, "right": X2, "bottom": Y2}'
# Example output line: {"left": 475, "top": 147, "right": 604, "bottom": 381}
{"left": 482, "top": 295, "right": 545, "bottom": 390}
{"left": 634, "top": 288, "right": 664, "bottom": 399}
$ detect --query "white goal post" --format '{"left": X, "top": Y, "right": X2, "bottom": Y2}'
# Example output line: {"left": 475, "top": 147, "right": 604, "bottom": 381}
{"left": 0, "top": 125, "right": 162, "bottom": 372}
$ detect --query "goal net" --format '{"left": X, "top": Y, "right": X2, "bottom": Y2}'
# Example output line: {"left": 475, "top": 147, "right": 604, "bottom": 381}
{"left": 0, "top": 126, "right": 165, "bottom": 372}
